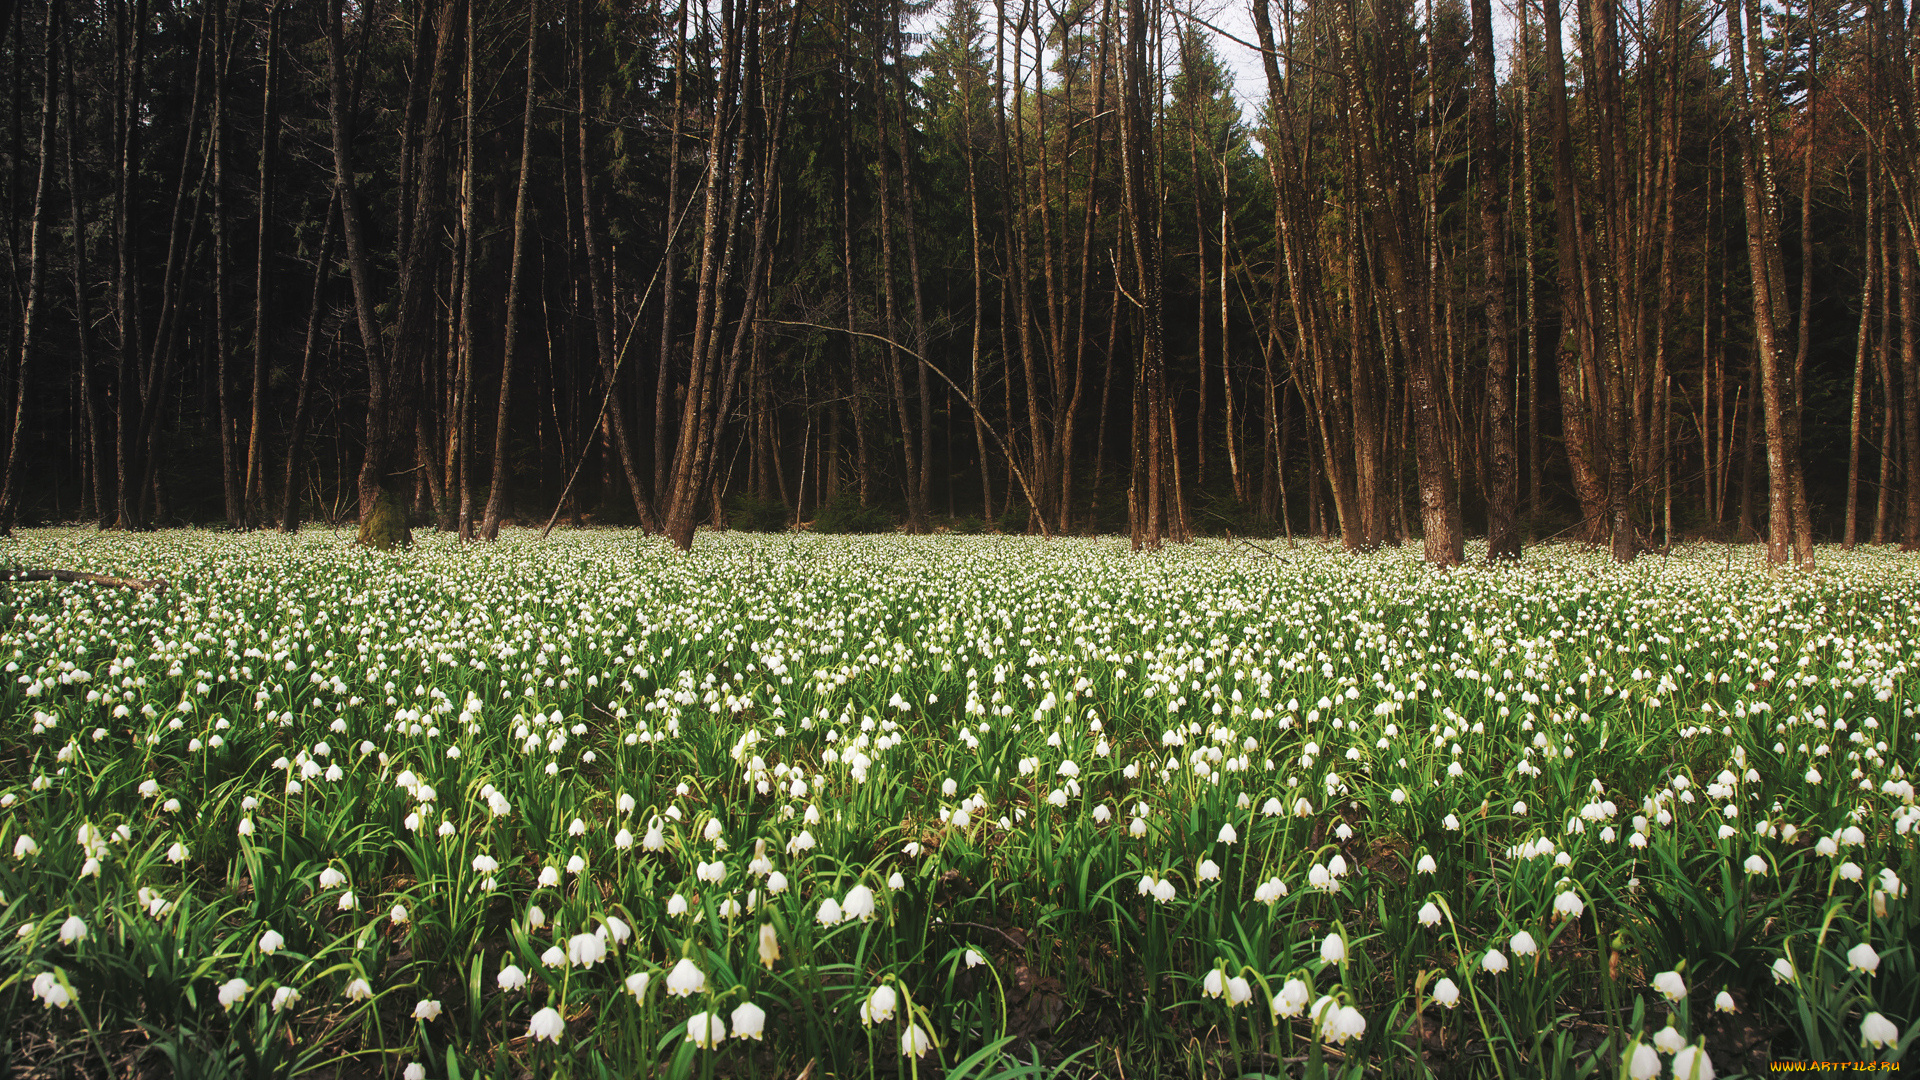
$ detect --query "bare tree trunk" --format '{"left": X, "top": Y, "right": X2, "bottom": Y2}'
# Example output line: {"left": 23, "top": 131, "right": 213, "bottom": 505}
{"left": 575, "top": 0, "right": 655, "bottom": 532}
{"left": 280, "top": 197, "right": 335, "bottom": 533}
{"left": 1471, "top": 0, "right": 1516, "bottom": 559}
{"left": 1847, "top": 164, "right": 1877, "bottom": 547}
{"left": 1120, "top": 0, "right": 1171, "bottom": 548}
{"left": 1726, "top": 0, "right": 1802, "bottom": 563}
{"left": 480, "top": 2, "right": 540, "bottom": 540}
{"left": 0, "top": 0, "right": 56, "bottom": 534}
{"left": 243, "top": 0, "right": 280, "bottom": 527}
{"left": 61, "top": 10, "right": 108, "bottom": 528}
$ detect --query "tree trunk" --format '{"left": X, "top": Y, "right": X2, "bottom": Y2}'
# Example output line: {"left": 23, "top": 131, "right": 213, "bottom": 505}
{"left": 1471, "top": 0, "right": 1516, "bottom": 559}
{"left": 480, "top": 2, "right": 540, "bottom": 540}
{"left": 0, "top": 0, "right": 56, "bottom": 535}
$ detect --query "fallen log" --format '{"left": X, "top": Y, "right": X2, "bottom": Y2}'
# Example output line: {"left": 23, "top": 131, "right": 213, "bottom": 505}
{"left": 2, "top": 568, "right": 169, "bottom": 593}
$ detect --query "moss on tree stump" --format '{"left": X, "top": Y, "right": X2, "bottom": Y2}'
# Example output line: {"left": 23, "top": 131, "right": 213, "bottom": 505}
{"left": 356, "top": 489, "right": 413, "bottom": 550}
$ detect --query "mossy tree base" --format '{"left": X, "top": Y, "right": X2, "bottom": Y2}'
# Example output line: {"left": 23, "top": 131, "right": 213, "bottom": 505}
{"left": 356, "top": 489, "right": 413, "bottom": 550}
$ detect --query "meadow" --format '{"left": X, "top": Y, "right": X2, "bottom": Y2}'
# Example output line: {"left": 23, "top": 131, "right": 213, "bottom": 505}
{"left": 0, "top": 528, "right": 1913, "bottom": 1079}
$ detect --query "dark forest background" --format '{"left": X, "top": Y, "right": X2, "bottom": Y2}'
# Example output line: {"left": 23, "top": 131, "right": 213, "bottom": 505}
{"left": 0, "top": 0, "right": 1912, "bottom": 563}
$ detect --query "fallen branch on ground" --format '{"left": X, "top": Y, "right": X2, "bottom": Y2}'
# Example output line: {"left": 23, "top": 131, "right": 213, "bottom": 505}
{"left": 2, "top": 568, "right": 169, "bottom": 593}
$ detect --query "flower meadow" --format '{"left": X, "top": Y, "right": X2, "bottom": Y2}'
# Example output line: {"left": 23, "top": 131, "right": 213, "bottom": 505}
{"left": 0, "top": 528, "right": 1915, "bottom": 1079}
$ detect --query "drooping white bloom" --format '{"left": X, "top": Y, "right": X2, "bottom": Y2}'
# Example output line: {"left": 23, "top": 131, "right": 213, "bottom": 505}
{"left": 1671, "top": 1044, "right": 1714, "bottom": 1080}
{"left": 1482, "top": 949, "right": 1509, "bottom": 974}
{"left": 1862, "top": 1012, "right": 1900, "bottom": 1050}
{"left": 218, "top": 978, "right": 249, "bottom": 1011}
{"left": 861, "top": 984, "right": 899, "bottom": 1025}
{"left": 1226, "top": 976, "right": 1252, "bottom": 1006}
{"left": 58, "top": 916, "right": 86, "bottom": 945}
{"left": 843, "top": 884, "right": 877, "bottom": 921}
{"left": 1510, "top": 931, "right": 1539, "bottom": 957}
{"left": 497, "top": 964, "right": 527, "bottom": 991}
{"left": 1652, "top": 1026, "right": 1687, "bottom": 1054}
{"left": 625, "top": 971, "right": 651, "bottom": 1001}
{"left": 686, "top": 1011, "right": 725, "bottom": 1049}
{"left": 528, "top": 1006, "right": 565, "bottom": 1044}
{"left": 1272, "top": 977, "right": 1310, "bottom": 1018}
{"left": 732, "top": 1000, "right": 767, "bottom": 1040}
{"left": 759, "top": 923, "right": 781, "bottom": 968}
{"left": 1320, "top": 933, "right": 1347, "bottom": 964}
{"left": 567, "top": 933, "right": 607, "bottom": 968}
{"left": 1628, "top": 1042, "right": 1661, "bottom": 1080}
{"left": 1847, "top": 942, "right": 1881, "bottom": 975}
{"left": 1418, "top": 902, "right": 1442, "bottom": 927}
{"left": 1652, "top": 970, "right": 1686, "bottom": 1000}
{"left": 412, "top": 999, "right": 442, "bottom": 1021}
{"left": 900, "top": 1024, "right": 934, "bottom": 1059}
{"left": 1714, "top": 990, "right": 1736, "bottom": 1013}
{"left": 666, "top": 957, "right": 707, "bottom": 997}
{"left": 258, "top": 929, "right": 285, "bottom": 954}
{"left": 1431, "top": 977, "right": 1460, "bottom": 1009}
{"left": 343, "top": 977, "right": 373, "bottom": 1002}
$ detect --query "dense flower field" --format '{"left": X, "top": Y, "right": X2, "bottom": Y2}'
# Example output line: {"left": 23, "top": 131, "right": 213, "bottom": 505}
{"left": 0, "top": 528, "right": 1914, "bottom": 1078}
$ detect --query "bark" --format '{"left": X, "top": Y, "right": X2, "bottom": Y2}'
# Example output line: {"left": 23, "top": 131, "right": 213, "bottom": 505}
{"left": 1543, "top": 0, "right": 1607, "bottom": 541}
{"left": 244, "top": 0, "right": 281, "bottom": 526}
{"left": 280, "top": 198, "right": 335, "bottom": 533}
{"left": 1471, "top": 0, "right": 1516, "bottom": 559}
{"left": 1726, "top": 0, "right": 1803, "bottom": 563}
{"left": 575, "top": 0, "right": 656, "bottom": 532}
{"left": 0, "top": 0, "right": 55, "bottom": 535}
{"left": 1120, "top": 0, "right": 1172, "bottom": 548}
{"left": 480, "top": 2, "right": 540, "bottom": 540}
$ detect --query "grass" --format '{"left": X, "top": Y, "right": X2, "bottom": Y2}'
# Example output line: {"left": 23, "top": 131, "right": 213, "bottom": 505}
{"left": 0, "top": 527, "right": 1913, "bottom": 1079}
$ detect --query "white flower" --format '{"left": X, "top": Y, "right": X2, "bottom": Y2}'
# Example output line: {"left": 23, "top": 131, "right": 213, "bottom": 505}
{"left": 1628, "top": 1042, "right": 1661, "bottom": 1080}
{"left": 1324, "top": 1005, "right": 1366, "bottom": 1045}
{"left": 1418, "top": 902, "right": 1442, "bottom": 927}
{"left": 1320, "top": 933, "right": 1346, "bottom": 964}
{"left": 58, "top": 916, "right": 86, "bottom": 945}
{"left": 1415, "top": 854, "right": 1438, "bottom": 874}
{"left": 31, "top": 972, "right": 70, "bottom": 1009}
{"left": 843, "top": 884, "right": 877, "bottom": 921}
{"left": 861, "top": 984, "right": 898, "bottom": 1025}
{"left": 686, "top": 1011, "right": 726, "bottom": 1049}
{"left": 1744, "top": 854, "right": 1769, "bottom": 876}
{"left": 1771, "top": 957, "right": 1796, "bottom": 984}
{"left": 470, "top": 853, "right": 498, "bottom": 873}
{"left": 1847, "top": 942, "right": 1880, "bottom": 975}
{"left": 1217, "top": 823, "right": 1238, "bottom": 844}
{"left": 1671, "top": 1044, "right": 1714, "bottom": 1080}
{"left": 528, "top": 1006, "right": 565, "bottom": 1043}
{"left": 271, "top": 986, "right": 301, "bottom": 1013}
{"left": 666, "top": 957, "right": 707, "bottom": 997}
{"left": 732, "top": 1000, "right": 767, "bottom": 1040}
{"left": 568, "top": 933, "right": 607, "bottom": 969}
{"left": 344, "top": 977, "right": 373, "bottom": 1002}
{"left": 1272, "top": 977, "right": 1310, "bottom": 1018}
{"left": 1714, "top": 990, "right": 1736, "bottom": 1013}
{"left": 625, "top": 971, "right": 651, "bottom": 1001}
{"left": 1203, "top": 968, "right": 1226, "bottom": 998}
{"left": 318, "top": 867, "right": 346, "bottom": 889}
{"left": 541, "top": 946, "right": 566, "bottom": 968}
{"left": 412, "top": 999, "right": 442, "bottom": 1021}
{"left": 1553, "top": 891, "right": 1585, "bottom": 919}
{"left": 258, "top": 929, "right": 285, "bottom": 954}
{"left": 1482, "top": 949, "right": 1509, "bottom": 974}
{"left": 1431, "top": 977, "right": 1460, "bottom": 1008}
{"left": 166, "top": 842, "right": 189, "bottom": 863}
{"left": 218, "top": 978, "right": 249, "bottom": 1011}
{"left": 1652, "top": 1026, "right": 1687, "bottom": 1054}
{"left": 817, "top": 898, "right": 844, "bottom": 926}
{"left": 1862, "top": 1011, "right": 1900, "bottom": 1050}
{"left": 1226, "top": 976, "right": 1252, "bottom": 1006}
{"left": 497, "top": 964, "right": 527, "bottom": 991}
{"left": 1510, "top": 930, "right": 1539, "bottom": 957}
{"left": 1652, "top": 970, "right": 1686, "bottom": 1000}
{"left": 759, "top": 923, "right": 781, "bottom": 968}
{"left": 900, "top": 1024, "right": 934, "bottom": 1059}
{"left": 405, "top": 1065, "right": 426, "bottom": 1080}
{"left": 1196, "top": 859, "right": 1221, "bottom": 882}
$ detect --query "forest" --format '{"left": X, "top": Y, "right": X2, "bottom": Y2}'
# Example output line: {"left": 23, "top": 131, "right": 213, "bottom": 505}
{"left": 0, "top": 0, "right": 1909, "bottom": 564}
